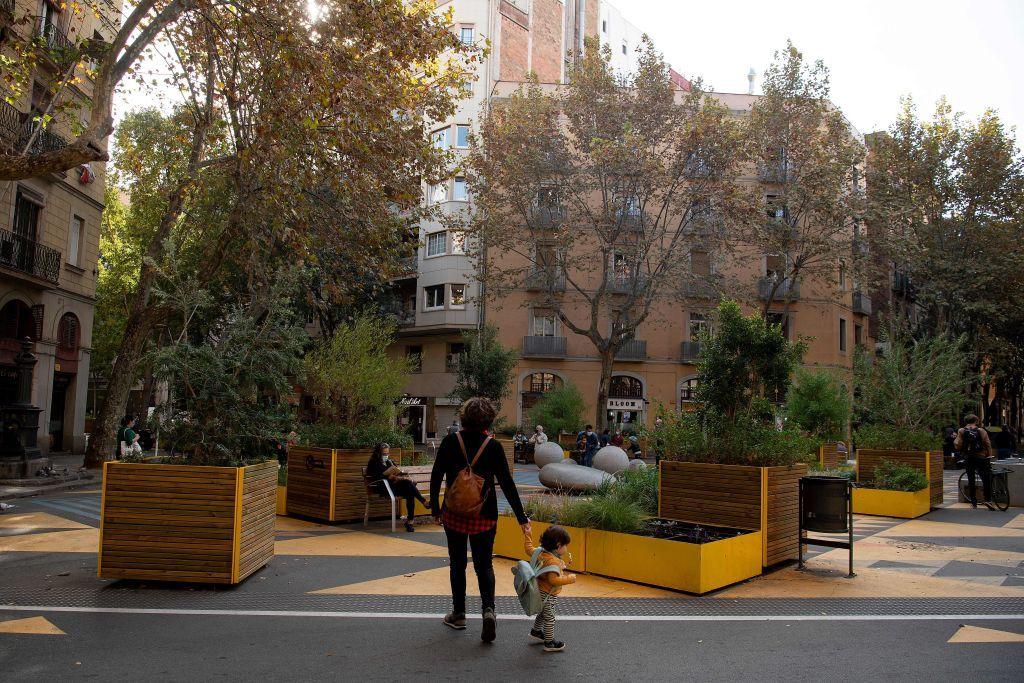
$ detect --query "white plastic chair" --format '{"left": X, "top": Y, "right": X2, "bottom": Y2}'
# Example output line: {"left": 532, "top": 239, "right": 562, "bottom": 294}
{"left": 362, "top": 467, "right": 397, "bottom": 533}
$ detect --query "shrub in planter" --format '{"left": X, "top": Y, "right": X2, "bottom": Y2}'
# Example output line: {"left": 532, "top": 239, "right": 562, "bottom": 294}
{"left": 853, "top": 424, "right": 939, "bottom": 452}
{"left": 869, "top": 460, "right": 929, "bottom": 492}
{"left": 100, "top": 271, "right": 305, "bottom": 584}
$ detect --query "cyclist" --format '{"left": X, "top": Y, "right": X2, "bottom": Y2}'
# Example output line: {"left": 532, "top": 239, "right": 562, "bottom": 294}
{"left": 955, "top": 414, "right": 994, "bottom": 509}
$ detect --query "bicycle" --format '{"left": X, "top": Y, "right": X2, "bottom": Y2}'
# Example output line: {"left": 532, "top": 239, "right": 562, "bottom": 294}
{"left": 957, "top": 466, "right": 1010, "bottom": 511}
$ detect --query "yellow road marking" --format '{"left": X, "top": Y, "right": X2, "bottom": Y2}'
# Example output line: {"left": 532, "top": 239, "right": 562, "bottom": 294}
{"left": 309, "top": 557, "right": 682, "bottom": 598}
{"left": 275, "top": 531, "right": 448, "bottom": 557}
{"left": 0, "top": 512, "right": 89, "bottom": 531}
{"left": 0, "top": 616, "right": 65, "bottom": 635}
{"left": 0, "top": 528, "right": 98, "bottom": 553}
{"left": 948, "top": 625, "right": 1024, "bottom": 643}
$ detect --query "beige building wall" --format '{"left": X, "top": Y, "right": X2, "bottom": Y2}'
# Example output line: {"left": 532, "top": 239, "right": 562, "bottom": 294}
{"left": 0, "top": 1, "right": 119, "bottom": 454}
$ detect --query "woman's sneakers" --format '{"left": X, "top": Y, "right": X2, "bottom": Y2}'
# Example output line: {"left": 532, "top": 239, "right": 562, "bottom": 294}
{"left": 481, "top": 608, "right": 497, "bottom": 643}
{"left": 543, "top": 640, "right": 566, "bottom": 652}
{"left": 442, "top": 612, "right": 466, "bottom": 630}
{"left": 529, "top": 628, "right": 545, "bottom": 643}
{"left": 405, "top": 521, "right": 416, "bottom": 532}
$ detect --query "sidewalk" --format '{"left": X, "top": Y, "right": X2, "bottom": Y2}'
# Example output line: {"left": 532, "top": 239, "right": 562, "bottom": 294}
{"left": 0, "top": 452, "right": 97, "bottom": 501}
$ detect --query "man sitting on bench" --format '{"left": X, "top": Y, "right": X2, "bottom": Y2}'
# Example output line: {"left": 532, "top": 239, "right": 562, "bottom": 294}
{"left": 366, "top": 443, "right": 429, "bottom": 532}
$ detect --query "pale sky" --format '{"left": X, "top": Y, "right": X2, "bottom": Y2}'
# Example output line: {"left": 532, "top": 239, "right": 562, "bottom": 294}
{"left": 617, "top": 0, "right": 1024, "bottom": 139}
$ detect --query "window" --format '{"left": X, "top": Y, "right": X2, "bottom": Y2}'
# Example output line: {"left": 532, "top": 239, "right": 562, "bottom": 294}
{"left": 610, "top": 375, "right": 643, "bottom": 398}
{"left": 766, "top": 194, "right": 785, "bottom": 221}
{"left": 449, "top": 284, "right": 466, "bottom": 309}
{"left": 455, "top": 124, "right": 470, "bottom": 148}
{"left": 67, "top": 215, "right": 84, "bottom": 266}
{"left": 839, "top": 317, "right": 848, "bottom": 352}
{"left": 528, "top": 372, "right": 557, "bottom": 394}
{"left": 406, "top": 345, "right": 423, "bottom": 373}
{"left": 532, "top": 309, "right": 557, "bottom": 337}
{"left": 12, "top": 190, "right": 41, "bottom": 240}
{"left": 611, "top": 252, "right": 631, "bottom": 282}
{"left": 446, "top": 342, "right": 465, "bottom": 372}
{"left": 426, "top": 231, "right": 447, "bottom": 257}
{"left": 459, "top": 26, "right": 474, "bottom": 44}
{"left": 680, "top": 377, "right": 699, "bottom": 402}
{"left": 0, "top": 300, "right": 38, "bottom": 341}
{"left": 57, "top": 313, "right": 79, "bottom": 351}
{"left": 621, "top": 43, "right": 627, "bottom": 55}
{"left": 429, "top": 183, "right": 448, "bottom": 204}
{"left": 432, "top": 127, "right": 449, "bottom": 149}
{"left": 689, "top": 312, "right": 710, "bottom": 341}
{"left": 451, "top": 230, "right": 465, "bottom": 254}
{"left": 424, "top": 285, "right": 444, "bottom": 310}
{"left": 854, "top": 323, "right": 864, "bottom": 347}
{"left": 453, "top": 177, "right": 468, "bottom": 201}
{"left": 602, "top": 20, "right": 607, "bottom": 32}
{"left": 690, "top": 249, "right": 711, "bottom": 277}
{"left": 535, "top": 243, "right": 557, "bottom": 271}
{"left": 537, "top": 185, "right": 560, "bottom": 208}
{"left": 767, "top": 312, "right": 790, "bottom": 340}
{"left": 461, "top": 81, "right": 473, "bottom": 97}
{"left": 765, "top": 253, "right": 786, "bottom": 280}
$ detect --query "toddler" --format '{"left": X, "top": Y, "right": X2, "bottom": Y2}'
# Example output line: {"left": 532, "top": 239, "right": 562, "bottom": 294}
{"left": 523, "top": 525, "right": 576, "bottom": 652}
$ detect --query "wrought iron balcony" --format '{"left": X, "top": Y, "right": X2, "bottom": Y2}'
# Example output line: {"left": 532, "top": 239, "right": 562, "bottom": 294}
{"left": 530, "top": 205, "right": 565, "bottom": 228}
{"left": 525, "top": 269, "right": 566, "bottom": 292}
{"left": 522, "top": 335, "right": 567, "bottom": 358}
{"left": 606, "top": 273, "right": 646, "bottom": 294}
{"left": 0, "top": 100, "right": 21, "bottom": 152}
{"left": 36, "top": 16, "right": 76, "bottom": 63}
{"left": 852, "top": 290, "right": 872, "bottom": 316}
{"left": 758, "top": 161, "right": 793, "bottom": 183}
{"left": 680, "top": 341, "right": 701, "bottom": 363}
{"left": 758, "top": 276, "right": 800, "bottom": 300}
{"left": 614, "top": 339, "right": 647, "bottom": 361}
{"left": 0, "top": 227, "right": 61, "bottom": 283}
{"left": 682, "top": 277, "right": 720, "bottom": 300}
{"left": 0, "top": 102, "right": 69, "bottom": 156}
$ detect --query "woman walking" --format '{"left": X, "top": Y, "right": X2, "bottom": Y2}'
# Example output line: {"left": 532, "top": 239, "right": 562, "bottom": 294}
{"left": 430, "top": 397, "right": 530, "bottom": 643}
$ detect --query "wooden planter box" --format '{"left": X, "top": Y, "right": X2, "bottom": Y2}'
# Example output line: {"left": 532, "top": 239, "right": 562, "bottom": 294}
{"left": 856, "top": 449, "right": 942, "bottom": 508}
{"left": 852, "top": 486, "right": 930, "bottom": 519}
{"left": 98, "top": 461, "right": 276, "bottom": 584}
{"left": 493, "top": 437, "right": 516, "bottom": 472}
{"left": 494, "top": 515, "right": 587, "bottom": 572}
{"left": 586, "top": 527, "right": 762, "bottom": 595}
{"left": 659, "top": 461, "right": 807, "bottom": 567}
{"left": 286, "top": 446, "right": 393, "bottom": 522}
{"left": 276, "top": 485, "right": 287, "bottom": 515}
{"left": 819, "top": 443, "right": 843, "bottom": 469}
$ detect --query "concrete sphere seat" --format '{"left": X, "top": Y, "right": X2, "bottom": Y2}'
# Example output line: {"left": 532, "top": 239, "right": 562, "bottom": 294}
{"left": 539, "top": 462, "right": 614, "bottom": 492}
{"left": 534, "top": 441, "right": 568, "bottom": 468}
{"left": 627, "top": 459, "right": 647, "bottom": 471}
{"left": 592, "top": 446, "right": 630, "bottom": 474}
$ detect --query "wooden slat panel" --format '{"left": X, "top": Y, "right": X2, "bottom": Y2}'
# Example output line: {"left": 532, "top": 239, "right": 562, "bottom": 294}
{"left": 765, "top": 463, "right": 805, "bottom": 565}
{"left": 237, "top": 463, "right": 277, "bottom": 580}
{"left": 659, "top": 461, "right": 762, "bottom": 531}
{"left": 334, "top": 448, "right": 390, "bottom": 523}
{"left": 286, "top": 446, "right": 334, "bottom": 520}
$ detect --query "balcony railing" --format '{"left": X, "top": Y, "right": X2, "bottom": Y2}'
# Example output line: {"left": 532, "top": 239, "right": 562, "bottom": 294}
{"left": 1, "top": 0, "right": 14, "bottom": 19}
{"left": 758, "top": 276, "right": 800, "bottom": 301}
{"left": 525, "top": 269, "right": 566, "bottom": 292}
{"left": 530, "top": 205, "right": 565, "bottom": 228}
{"left": 0, "top": 102, "right": 69, "bottom": 156}
{"left": 853, "top": 290, "right": 872, "bottom": 316}
{"left": 0, "top": 227, "right": 61, "bottom": 283}
{"left": 522, "top": 335, "right": 567, "bottom": 358}
{"left": 680, "top": 341, "right": 701, "bottom": 363}
{"left": 36, "top": 16, "right": 76, "bottom": 63}
{"left": 682, "top": 277, "right": 720, "bottom": 299}
{"left": 0, "top": 100, "right": 21, "bottom": 152}
{"left": 395, "top": 254, "right": 417, "bottom": 277}
{"left": 606, "top": 274, "right": 646, "bottom": 294}
{"left": 758, "top": 161, "right": 793, "bottom": 183}
{"left": 614, "top": 339, "right": 647, "bottom": 361}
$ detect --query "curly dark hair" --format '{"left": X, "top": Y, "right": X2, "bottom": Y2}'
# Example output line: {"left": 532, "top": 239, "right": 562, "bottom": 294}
{"left": 540, "top": 525, "right": 572, "bottom": 552}
{"left": 458, "top": 397, "right": 497, "bottom": 431}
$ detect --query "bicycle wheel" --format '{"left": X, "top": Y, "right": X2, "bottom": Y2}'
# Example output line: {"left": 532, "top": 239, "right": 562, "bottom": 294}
{"left": 991, "top": 474, "right": 1010, "bottom": 512}
{"left": 958, "top": 470, "right": 973, "bottom": 504}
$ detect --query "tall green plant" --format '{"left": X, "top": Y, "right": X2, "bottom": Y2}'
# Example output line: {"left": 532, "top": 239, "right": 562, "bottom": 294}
{"left": 786, "top": 369, "right": 850, "bottom": 440}
{"left": 854, "top": 334, "right": 973, "bottom": 437}
{"left": 528, "top": 382, "right": 586, "bottom": 435}
{"left": 304, "top": 314, "right": 411, "bottom": 430}
{"left": 451, "top": 323, "right": 518, "bottom": 410}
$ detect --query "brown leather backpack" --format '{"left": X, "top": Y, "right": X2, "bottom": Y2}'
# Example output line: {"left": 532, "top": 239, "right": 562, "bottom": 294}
{"left": 445, "top": 432, "right": 491, "bottom": 516}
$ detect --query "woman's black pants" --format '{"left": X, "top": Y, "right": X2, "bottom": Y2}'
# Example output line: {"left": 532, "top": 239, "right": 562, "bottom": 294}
{"left": 388, "top": 478, "right": 425, "bottom": 519}
{"left": 444, "top": 526, "right": 496, "bottom": 614}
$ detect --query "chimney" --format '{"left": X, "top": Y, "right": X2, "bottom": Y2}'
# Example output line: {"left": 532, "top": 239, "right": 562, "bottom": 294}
{"left": 747, "top": 68, "right": 756, "bottom": 95}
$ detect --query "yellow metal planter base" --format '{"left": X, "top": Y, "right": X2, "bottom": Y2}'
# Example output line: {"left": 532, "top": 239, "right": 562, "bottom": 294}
{"left": 494, "top": 516, "right": 761, "bottom": 594}
{"left": 852, "top": 487, "right": 930, "bottom": 519}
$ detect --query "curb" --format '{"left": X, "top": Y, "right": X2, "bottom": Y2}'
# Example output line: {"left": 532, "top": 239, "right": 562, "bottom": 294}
{"left": 0, "top": 474, "right": 102, "bottom": 501}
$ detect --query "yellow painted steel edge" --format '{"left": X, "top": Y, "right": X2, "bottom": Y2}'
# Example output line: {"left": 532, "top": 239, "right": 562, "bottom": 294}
{"left": 852, "top": 487, "right": 930, "bottom": 519}
{"left": 493, "top": 515, "right": 588, "bottom": 573}
{"left": 96, "top": 460, "right": 110, "bottom": 576}
{"left": 328, "top": 450, "right": 338, "bottom": 521}
{"left": 230, "top": 466, "right": 245, "bottom": 583}
{"left": 760, "top": 468, "right": 769, "bottom": 567}
{"left": 276, "top": 485, "right": 287, "bottom": 515}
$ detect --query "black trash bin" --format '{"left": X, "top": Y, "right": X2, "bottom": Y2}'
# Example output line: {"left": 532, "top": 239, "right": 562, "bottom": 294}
{"left": 801, "top": 476, "right": 849, "bottom": 533}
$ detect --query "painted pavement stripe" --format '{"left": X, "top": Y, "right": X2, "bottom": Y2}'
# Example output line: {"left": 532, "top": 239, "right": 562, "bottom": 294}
{"left": 1, "top": 605, "right": 1023, "bottom": 622}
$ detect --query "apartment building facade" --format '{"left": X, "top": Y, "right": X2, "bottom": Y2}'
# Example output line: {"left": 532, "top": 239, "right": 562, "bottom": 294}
{"left": 392, "top": 1, "right": 871, "bottom": 440}
{"left": 0, "top": 1, "right": 118, "bottom": 454}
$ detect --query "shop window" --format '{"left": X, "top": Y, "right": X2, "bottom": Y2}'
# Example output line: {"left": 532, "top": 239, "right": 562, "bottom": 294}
{"left": 609, "top": 375, "right": 643, "bottom": 398}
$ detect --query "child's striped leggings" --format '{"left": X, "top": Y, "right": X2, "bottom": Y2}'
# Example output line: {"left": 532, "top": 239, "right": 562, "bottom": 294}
{"left": 533, "top": 591, "right": 557, "bottom": 640}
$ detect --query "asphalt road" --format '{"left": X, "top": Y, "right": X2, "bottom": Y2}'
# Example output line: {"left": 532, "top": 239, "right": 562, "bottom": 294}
{"left": 2, "top": 610, "right": 1023, "bottom": 681}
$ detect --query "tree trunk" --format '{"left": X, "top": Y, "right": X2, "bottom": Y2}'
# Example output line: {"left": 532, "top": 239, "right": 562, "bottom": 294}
{"left": 596, "top": 346, "right": 615, "bottom": 429}
{"left": 83, "top": 315, "right": 157, "bottom": 467}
